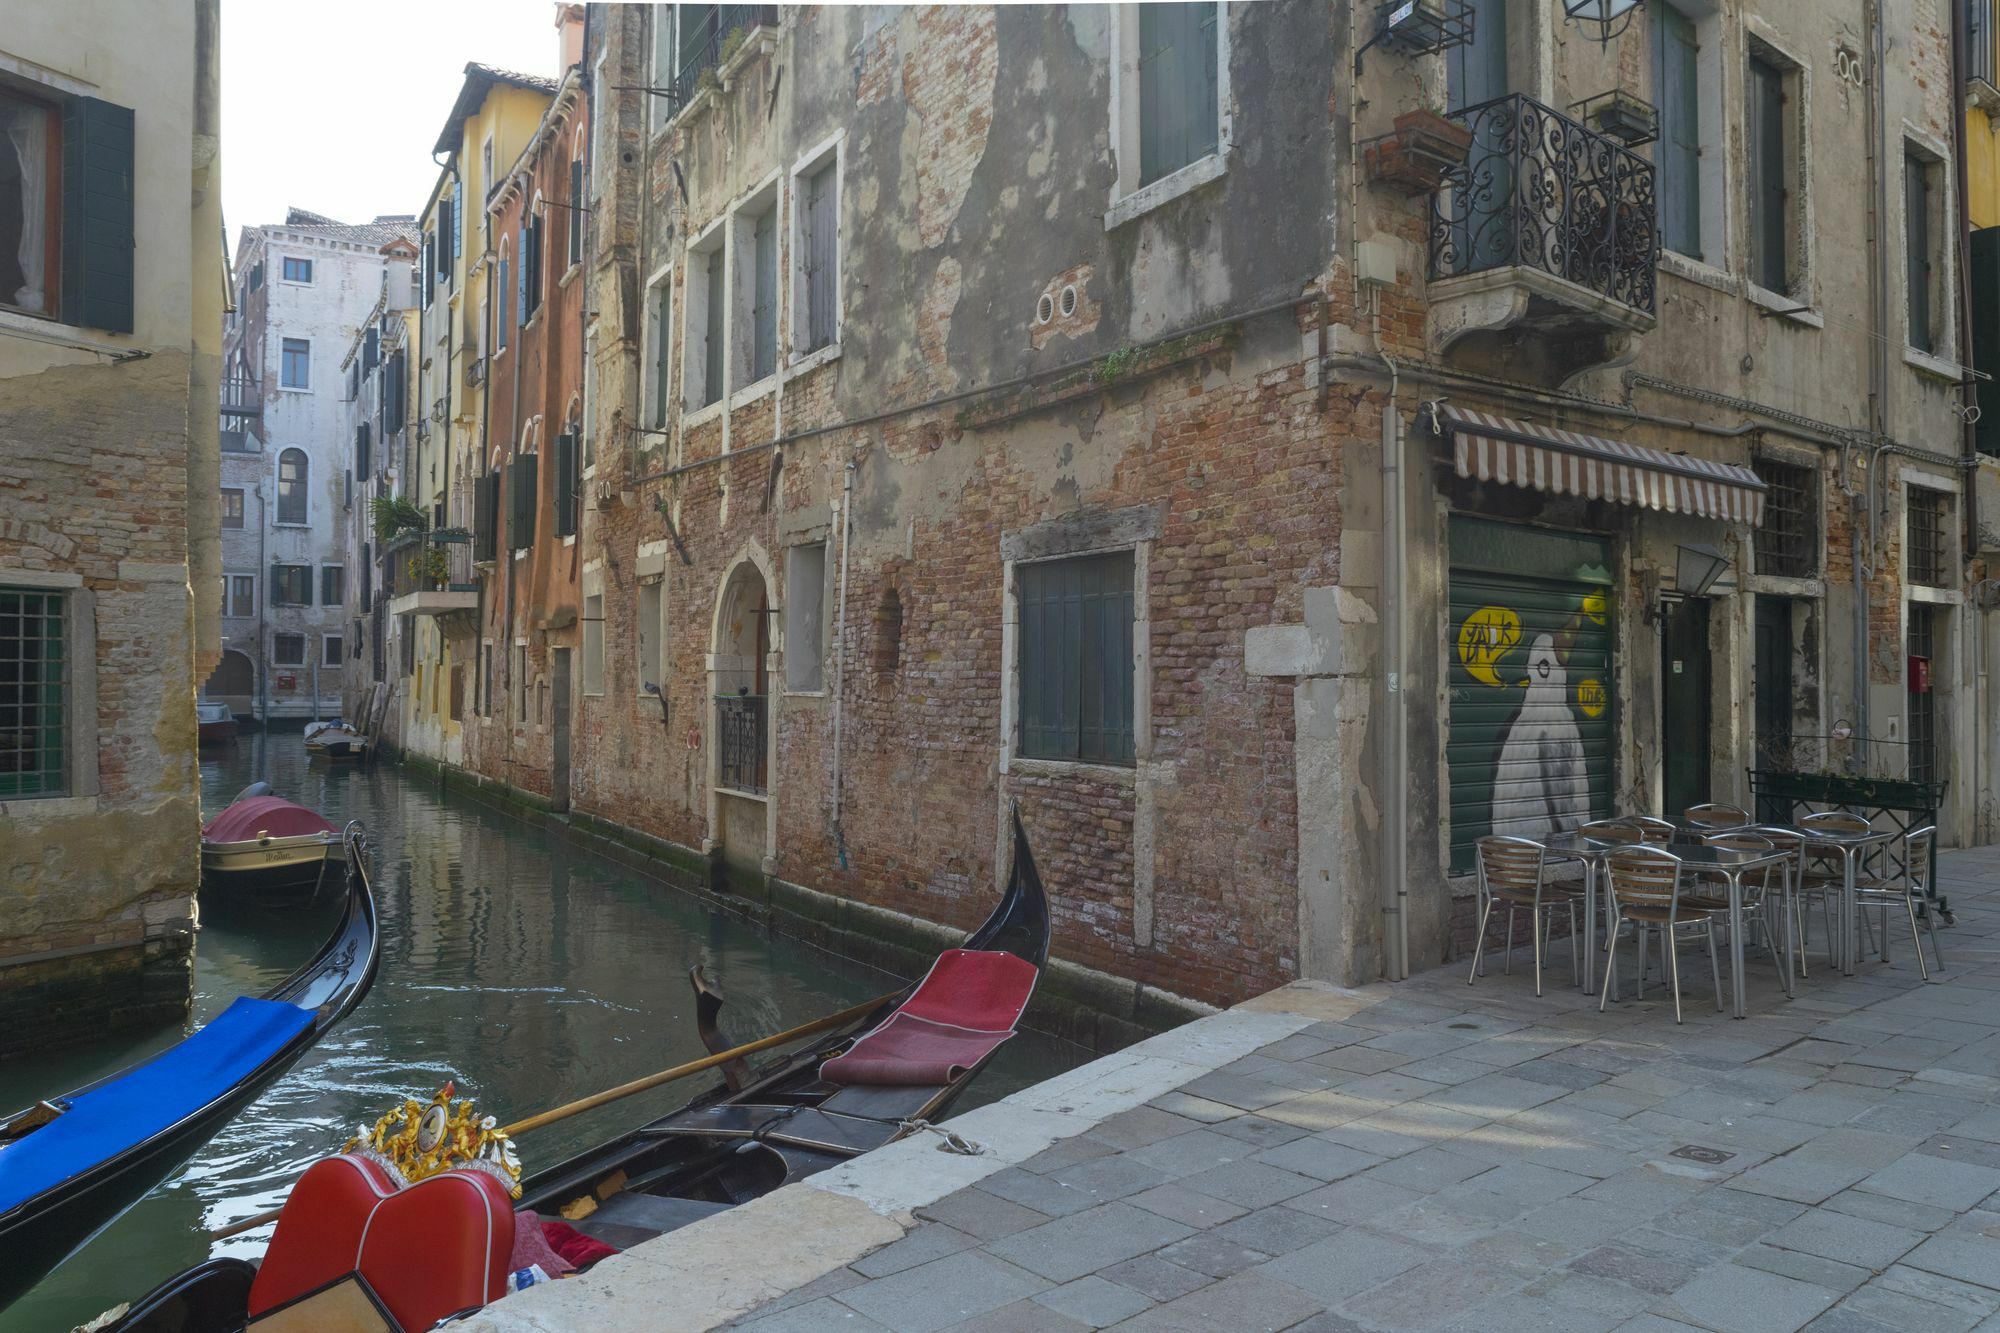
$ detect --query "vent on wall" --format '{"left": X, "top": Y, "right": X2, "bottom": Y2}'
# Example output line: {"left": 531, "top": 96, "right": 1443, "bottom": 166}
{"left": 1036, "top": 293, "right": 1055, "bottom": 324}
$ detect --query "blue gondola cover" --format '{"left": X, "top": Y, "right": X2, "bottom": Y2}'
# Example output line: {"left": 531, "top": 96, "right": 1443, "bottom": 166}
{"left": 0, "top": 997, "right": 315, "bottom": 1215}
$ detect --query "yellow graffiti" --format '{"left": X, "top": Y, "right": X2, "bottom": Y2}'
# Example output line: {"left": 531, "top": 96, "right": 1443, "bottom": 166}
{"left": 1458, "top": 606, "right": 1522, "bottom": 687}
{"left": 1581, "top": 591, "right": 1608, "bottom": 624}
{"left": 1576, "top": 678, "right": 1607, "bottom": 718}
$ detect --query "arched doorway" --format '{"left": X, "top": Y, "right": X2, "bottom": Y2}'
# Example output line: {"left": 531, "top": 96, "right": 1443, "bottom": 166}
{"left": 203, "top": 650, "right": 255, "bottom": 717}
{"left": 710, "top": 558, "right": 777, "bottom": 888}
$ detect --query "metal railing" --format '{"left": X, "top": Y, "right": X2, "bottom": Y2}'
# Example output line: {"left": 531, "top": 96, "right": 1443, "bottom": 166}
{"left": 220, "top": 374, "right": 261, "bottom": 417}
{"left": 673, "top": 5, "right": 779, "bottom": 106}
{"left": 1430, "top": 93, "right": 1659, "bottom": 316}
{"left": 716, "top": 693, "right": 767, "bottom": 794}
{"left": 381, "top": 529, "right": 475, "bottom": 599}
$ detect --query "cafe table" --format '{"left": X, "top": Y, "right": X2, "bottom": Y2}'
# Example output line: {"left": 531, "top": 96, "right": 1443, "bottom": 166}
{"left": 1793, "top": 825, "right": 1897, "bottom": 975}
{"left": 1544, "top": 832, "right": 1794, "bottom": 1018}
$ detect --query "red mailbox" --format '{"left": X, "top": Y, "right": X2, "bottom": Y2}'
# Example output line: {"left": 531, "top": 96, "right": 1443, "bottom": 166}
{"left": 1908, "top": 655, "right": 1931, "bottom": 694}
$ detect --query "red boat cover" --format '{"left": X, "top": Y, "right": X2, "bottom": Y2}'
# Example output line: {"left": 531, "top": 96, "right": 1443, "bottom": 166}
{"left": 202, "top": 795, "right": 334, "bottom": 844}
{"left": 821, "top": 949, "right": 1038, "bottom": 1086}
{"left": 248, "top": 1155, "right": 515, "bottom": 1329}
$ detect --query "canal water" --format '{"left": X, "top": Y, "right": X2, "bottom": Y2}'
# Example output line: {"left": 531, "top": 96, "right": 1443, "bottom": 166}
{"left": 1, "top": 736, "right": 1092, "bottom": 1332}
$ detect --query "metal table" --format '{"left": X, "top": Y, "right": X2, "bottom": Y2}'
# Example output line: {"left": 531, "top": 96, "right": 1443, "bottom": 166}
{"left": 1795, "top": 826, "right": 1896, "bottom": 974}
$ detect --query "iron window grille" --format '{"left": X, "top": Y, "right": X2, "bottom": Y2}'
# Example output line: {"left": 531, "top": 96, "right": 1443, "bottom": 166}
{"left": 0, "top": 587, "right": 67, "bottom": 797}
{"left": 717, "top": 692, "right": 767, "bottom": 793}
{"left": 272, "top": 632, "right": 306, "bottom": 667}
{"left": 1907, "top": 487, "right": 1952, "bottom": 588}
{"left": 1752, "top": 460, "right": 1815, "bottom": 579}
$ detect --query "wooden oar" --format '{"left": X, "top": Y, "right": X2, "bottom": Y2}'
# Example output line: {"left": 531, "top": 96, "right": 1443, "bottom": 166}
{"left": 211, "top": 990, "right": 895, "bottom": 1240}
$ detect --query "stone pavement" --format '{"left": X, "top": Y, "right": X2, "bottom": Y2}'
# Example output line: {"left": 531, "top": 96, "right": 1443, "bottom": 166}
{"left": 729, "top": 845, "right": 2000, "bottom": 1333}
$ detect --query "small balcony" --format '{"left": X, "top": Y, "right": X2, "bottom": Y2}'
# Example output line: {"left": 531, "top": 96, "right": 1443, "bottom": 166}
{"left": 220, "top": 374, "right": 261, "bottom": 418}
{"left": 672, "top": 5, "right": 779, "bottom": 106}
{"left": 386, "top": 529, "right": 478, "bottom": 617}
{"left": 1428, "top": 93, "right": 1658, "bottom": 358}
{"left": 716, "top": 693, "right": 767, "bottom": 795}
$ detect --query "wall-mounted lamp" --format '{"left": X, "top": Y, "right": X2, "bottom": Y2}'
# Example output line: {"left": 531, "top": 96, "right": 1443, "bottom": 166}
{"left": 1644, "top": 542, "right": 1733, "bottom": 629}
{"left": 1563, "top": 0, "right": 1645, "bottom": 46}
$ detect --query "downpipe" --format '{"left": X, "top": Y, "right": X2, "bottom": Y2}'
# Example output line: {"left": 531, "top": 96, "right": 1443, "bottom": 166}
{"left": 1375, "top": 330, "right": 1409, "bottom": 983}
{"left": 829, "top": 460, "right": 855, "bottom": 869}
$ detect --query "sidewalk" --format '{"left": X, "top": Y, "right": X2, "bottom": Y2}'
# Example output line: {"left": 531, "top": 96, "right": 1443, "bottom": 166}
{"left": 479, "top": 846, "right": 2000, "bottom": 1332}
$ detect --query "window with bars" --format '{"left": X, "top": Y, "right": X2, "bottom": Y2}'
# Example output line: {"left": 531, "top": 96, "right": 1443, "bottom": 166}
{"left": 272, "top": 632, "right": 306, "bottom": 667}
{"left": 0, "top": 587, "right": 67, "bottom": 797}
{"left": 1752, "top": 460, "right": 1816, "bottom": 578}
{"left": 1017, "top": 552, "right": 1136, "bottom": 765}
{"left": 1907, "top": 487, "right": 1952, "bottom": 587}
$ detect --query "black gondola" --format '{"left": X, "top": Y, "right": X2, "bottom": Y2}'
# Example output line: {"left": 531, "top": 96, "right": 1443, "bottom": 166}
{"left": 0, "top": 824, "right": 381, "bottom": 1313}
{"left": 108, "top": 813, "right": 1050, "bottom": 1332}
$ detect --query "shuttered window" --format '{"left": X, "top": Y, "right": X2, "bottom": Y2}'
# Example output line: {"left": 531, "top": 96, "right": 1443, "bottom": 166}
{"left": 1446, "top": 519, "right": 1616, "bottom": 873}
{"left": 1017, "top": 552, "right": 1135, "bottom": 766}
{"left": 1138, "top": 2, "right": 1220, "bottom": 188}
{"left": 356, "top": 423, "right": 371, "bottom": 477}
{"left": 569, "top": 157, "right": 584, "bottom": 268}
{"left": 384, "top": 350, "right": 405, "bottom": 429}
{"left": 498, "top": 248, "right": 511, "bottom": 348}
{"left": 802, "top": 160, "right": 838, "bottom": 351}
{"left": 1653, "top": 6, "right": 1701, "bottom": 260}
{"left": 1906, "top": 148, "right": 1934, "bottom": 354}
{"left": 473, "top": 470, "right": 500, "bottom": 561}
{"left": 277, "top": 448, "right": 308, "bottom": 523}
{"left": 1747, "top": 52, "right": 1788, "bottom": 293}
{"left": 363, "top": 326, "right": 379, "bottom": 372}
{"left": 270, "top": 563, "right": 312, "bottom": 606}
{"left": 524, "top": 217, "right": 543, "bottom": 319}
{"left": 59, "top": 96, "right": 135, "bottom": 333}
{"left": 648, "top": 278, "right": 672, "bottom": 427}
{"left": 553, "top": 433, "right": 579, "bottom": 538}
{"left": 702, "top": 246, "right": 725, "bottom": 406}
{"left": 510, "top": 452, "right": 539, "bottom": 550}
{"left": 321, "top": 565, "right": 344, "bottom": 607}
{"left": 751, "top": 207, "right": 777, "bottom": 382}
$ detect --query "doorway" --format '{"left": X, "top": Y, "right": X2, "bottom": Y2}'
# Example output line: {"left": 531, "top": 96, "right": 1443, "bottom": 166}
{"left": 551, "top": 647, "right": 571, "bottom": 814}
{"left": 1660, "top": 598, "right": 1712, "bottom": 817}
{"left": 1753, "top": 595, "right": 1794, "bottom": 771}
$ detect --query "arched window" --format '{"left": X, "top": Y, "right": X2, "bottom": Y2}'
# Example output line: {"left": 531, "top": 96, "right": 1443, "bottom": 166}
{"left": 277, "top": 448, "right": 308, "bottom": 524}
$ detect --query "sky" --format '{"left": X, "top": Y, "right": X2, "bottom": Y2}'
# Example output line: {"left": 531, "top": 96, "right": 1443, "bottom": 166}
{"left": 219, "top": 0, "right": 559, "bottom": 239}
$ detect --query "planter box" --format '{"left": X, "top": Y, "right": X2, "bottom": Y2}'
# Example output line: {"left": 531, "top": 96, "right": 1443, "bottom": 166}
{"left": 1366, "top": 109, "right": 1472, "bottom": 195}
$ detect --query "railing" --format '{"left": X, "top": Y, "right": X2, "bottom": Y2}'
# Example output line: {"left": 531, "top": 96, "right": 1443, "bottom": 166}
{"left": 220, "top": 374, "right": 261, "bottom": 417}
{"left": 382, "top": 529, "right": 474, "bottom": 598}
{"left": 1430, "top": 93, "right": 1658, "bottom": 316}
{"left": 716, "top": 694, "right": 767, "bottom": 794}
{"left": 673, "top": 5, "right": 779, "bottom": 106}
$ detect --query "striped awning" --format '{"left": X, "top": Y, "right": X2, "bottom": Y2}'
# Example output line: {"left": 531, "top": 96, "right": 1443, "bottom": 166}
{"left": 1438, "top": 405, "right": 1766, "bottom": 526}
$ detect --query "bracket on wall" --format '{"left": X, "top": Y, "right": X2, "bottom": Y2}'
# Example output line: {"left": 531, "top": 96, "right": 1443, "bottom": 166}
{"left": 653, "top": 493, "right": 693, "bottom": 565}
{"left": 761, "top": 448, "right": 783, "bottom": 513}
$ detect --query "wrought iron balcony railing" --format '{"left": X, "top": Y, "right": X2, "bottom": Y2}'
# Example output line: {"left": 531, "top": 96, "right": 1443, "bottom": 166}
{"left": 1430, "top": 93, "right": 1658, "bottom": 316}
{"left": 673, "top": 5, "right": 779, "bottom": 106}
{"left": 382, "top": 529, "right": 476, "bottom": 599}
{"left": 716, "top": 693, "right": 767, "bottom": 794}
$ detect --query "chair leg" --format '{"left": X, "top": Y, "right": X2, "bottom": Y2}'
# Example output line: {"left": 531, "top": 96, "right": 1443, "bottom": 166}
{"left": 1532, "top": 901, "right": 1545, "bottom": 998}
{"left": 1668, "top": 926, "right": 1684, "bottom": 1025}
{"left": 1599, "top": 919, "right": 1619, "bottom": 1013}
{"left": 1793, "top": 896, "right": 1809, "bottom": 979}
{"left": 1925, "top": 891, "right": 1944, "bottom": 968}
{"left": 1504, "top": 906, "right": 1517, "bottom": 975}
{"left": 1636, "top": 927, "right": 1649, "bottom": 1001}
{"left": 1707, "top": 919, "right": 1723, "bottom": 1012}
{"left": 1468, "top": 898, "right": 1492, "bottom": 984}
{"left": 1904, "top": 896, "right": 1930, "bottom": 981}
{"left": 1567, "top": 902, "right": 1580, "bottom": 982}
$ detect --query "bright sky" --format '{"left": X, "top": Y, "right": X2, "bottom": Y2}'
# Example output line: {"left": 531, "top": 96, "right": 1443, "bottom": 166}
{"left": 219, "top": 0, "right": 559, "bottom": 236}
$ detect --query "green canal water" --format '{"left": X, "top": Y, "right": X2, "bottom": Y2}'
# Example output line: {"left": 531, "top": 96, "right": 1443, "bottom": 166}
{"left": 1, "top": 737, "right": 1091, "bottom": 1331}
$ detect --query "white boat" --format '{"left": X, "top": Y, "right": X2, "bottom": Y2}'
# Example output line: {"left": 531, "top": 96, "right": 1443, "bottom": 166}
{"left": 302, "top": 719, "right": 369, "bottom": 760}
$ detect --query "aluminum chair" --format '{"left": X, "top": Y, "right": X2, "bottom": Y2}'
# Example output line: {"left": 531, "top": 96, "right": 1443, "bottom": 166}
{"left": 1796, "top": 809, "right": 1875, "bottom": 960}
{"left": 1626, "top": 815, "right": 1677, "bottom": 848}
{"left": 1577, "top": 819, "right": 1643, "bottom": 844}
{"left": 1748, "top": 824, "right": 1813, "bottom": 976}
{"left": 1851, "top": 826, "right": 1940, "bottom": 980}
{"left": 1696, "top": 830, "right": 1790, "bottom": 989}
{"left": 1469, "top": 836, "right": 1583, "bottom": 997}
{"left": 1598, "top": 845, "right": 1721, "bottom": 1023}
{"left": 1685, "top": 803, "right": 1750, "bottom": 829}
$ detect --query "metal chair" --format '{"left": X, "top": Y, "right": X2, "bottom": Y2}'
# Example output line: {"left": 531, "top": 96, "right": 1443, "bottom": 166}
{"left": 1851, "top": 826, "right": 1940, "bottom": 980}
{"left": 1696, "top": 830, "right": 1790, "bottom": 989}
{"left": 1748, "top": 824, "right": 1812, "bottom": 976}
{"left": 1626, "top": 816, "right": 1677, "bottom": 848}
{"left": 1469, "top": 836, "right": 1583, "bottom": 997}
{"left": 1685, "top": 803, "right": 1750, "bottom": 829}
{"left": 1796, "top": 809, "right": 1874, "bottom": 960}
{"left": 1598, "top": 845, "right": 1721, "bottom": 1023}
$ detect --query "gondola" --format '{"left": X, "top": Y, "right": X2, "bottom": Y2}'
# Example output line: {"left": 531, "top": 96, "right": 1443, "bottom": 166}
{"left": 0, "top": 825, "right": 380, "bottom": 1313}
{"left": 107, "top": 814, "right": 1051, "bottom": 1332}
{"left": 200, "top": 783, "right": 347, "bottom": 907}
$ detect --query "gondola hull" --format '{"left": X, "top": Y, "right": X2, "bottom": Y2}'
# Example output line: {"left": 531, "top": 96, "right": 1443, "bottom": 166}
{"left": 200, "top": 835, "right": 345, "bottom": 907}
{"left": 0, "top": 833, "right": 380, "bottom": 1313}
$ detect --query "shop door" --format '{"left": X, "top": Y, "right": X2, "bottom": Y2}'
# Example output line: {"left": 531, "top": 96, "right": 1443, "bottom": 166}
{"left": 1447, "top": 518, "right": 1616, "bottom": 873}
{"left": 1660, "top": 598, "right": 1713, "bottom": 817}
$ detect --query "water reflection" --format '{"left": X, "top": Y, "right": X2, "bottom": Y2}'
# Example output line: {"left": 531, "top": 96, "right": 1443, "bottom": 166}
{"left": 0, "top": 734, "right": 1089, "bottom": 1331}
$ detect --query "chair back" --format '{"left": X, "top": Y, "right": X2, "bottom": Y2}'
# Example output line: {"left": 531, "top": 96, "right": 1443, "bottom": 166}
{"left": 1801, "top": 810, "right": 1870, "bottom": 834}
{"left": 1475, "top": 836, "right": 1547, "bottom": 898}
{"left": 1904, "top": 825, "right": 1936, "bottom": 894}
{"left": 1685, "top": 803, "right": 1750, "bottom": 829}
{"left": 1605, "top": 845, "right": 1683, "bottom": 915}
{"left": 1700, "top": 830, "right": 1773, "bottom": 853}
{"left": 1747, "top": 825, "right": 1805, "bottom": 860}
{"left": 1577, "top": 819, "right": 1642, "bottom": 845}
{"left": 1627, "top": 815, "right": 1676, "bottom": 847}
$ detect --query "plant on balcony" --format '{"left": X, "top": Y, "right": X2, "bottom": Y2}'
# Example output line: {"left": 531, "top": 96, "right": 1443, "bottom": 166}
{"left": 406, "top": 546, "right": 451, "bottom": 591}
{"left": 371, "top": 495, "right": 429, "bottom": 544}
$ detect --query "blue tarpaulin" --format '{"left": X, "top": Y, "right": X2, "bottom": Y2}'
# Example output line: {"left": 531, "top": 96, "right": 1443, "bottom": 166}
{"left": 0, "top": 996, "right": 314, "bottom": 1216}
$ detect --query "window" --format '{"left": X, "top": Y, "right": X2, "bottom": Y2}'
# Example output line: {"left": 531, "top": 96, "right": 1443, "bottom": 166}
{"left": 248, "top": 261, "right": 263, "bottom": 293}
{"left": 1747, "top": 50, "right": 1790, "bottom": 294}
{"left": 281, "top": 256, "right": 313, "bottom": 283}
{"left": 272, "top": 632, "right": 306, "bottom": 667}
{"left": 747, "top": 205, "right": 777, "bottom": 384}
{"left": 1908, "top": 603, "right": 1941, "bottom": 787}
{"left": 1446, "top": 0, "right": 1506, "bottom": 111}
{"left": 797, "top": 156, "right": 839, "bottom": 354}
{"left": 1975, "top": 0, "right": 1996, "bottom": 87}
{"left": 515, "top": 643, "right": 529, "bottom": 723}
{"left": 276, "top": 448, "right": 308, "bottom": 524}
{"left": 1906, "top": 146, "right": 1939, "bottom": 354}
{"left": 270, "top": 564, "right": 312, "bottom": 606}
{"left": 582, "top": 592, "right": 604, "bottom": 695}
{"left": 356, "top": 423, "right": 371, "bottom": 477}
{"left": 322, "top": 634, "right": 343, "bottom": 668}
{"left": 522, "top": 211, "right": 543, "bottom": 322}
{"left": 650, "top": 6, "right": 677, "bottom": 134}
{"left": 1908, "top": 487, "right": 1952, "bottom": 588}
{"left": 422, "top": 232, "right": 435, "bottom": 306}
{"left": 498, "top": 238, "right": 511, "bottom": 350}
{"left": 568, "top": 154, "right": 584, "bottom": 269}
{"left": 553, "top": 433, "right": 579, "bottom": 538}
{"left": 686, "top": 238, "right": 725, "bottom": 410}
{"left": 510, "top": 451, "right": 539, "bottom": 550}
{"left": 481, "top": 137, "right": 494, "bottom": 236}
{"left": 2, "top": 87, "right": 135, "bottom": 330}
{"left": 321, "top": 565, "right": 345, "bottom": 607}
{"left": 221, "top": 488, "right": 245, "bottom": 529}
{"left": 637, "top": 581, "right": 663, "bottom": 693}
{"left": 280, "top": 337, "right": 311, "bottom": 389}
{"left": 784, "top": 543, "right": 826, "bottom": 690}
{"left": 1137, "top": 3, "right": 1221, "bottom": 188}
{"left": 0, "top": 88, "right": 58, "bottom": 318}
{"left": 1653, "top": 6, "right": 1701, "bottom": 260}
{"left": 645, "top": 269, "right": 672, "bottom": 427}
{"left": 1017, "top": 552, "right": 1135, "bottom": 765}
{"left": 224, "top": 574, "right": 255, "bottom": 619}
{"left": 1753, "top": 460, "right": 1816, "bottom": 579}
{"left": 0, "top": 587, "right": 68, "bottom": 796}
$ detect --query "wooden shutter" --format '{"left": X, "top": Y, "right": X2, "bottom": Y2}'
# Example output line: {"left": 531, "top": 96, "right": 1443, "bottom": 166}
{"left": 510, "top": 453, "right": 538, "bottom": 548}
{"left": 364, "top": 327, "right": 379, "bottom": 372}
{"left": 1973, "top": 228, "right": 2000, "bottom": 457}
{"left": 1906, "top": 151, "right": 1933, "bottom": 353}
{"left": 60, "top": 96, "right": 135, "bottom": 334}
{"left": 1653, "top": 8, "right": 1701, "bottom": 260}
{"left": 753, "top": 210, "right": 777, "bottom": 379}
{"left": 472, "top": 471, "right": 494, "bottom": 561}
{"left": 1748, "top": 55, "right": 1787, "bottom": 293}
{"left": 1017, "top": 560, "right": 1079, "bottom": 760}
{"left": 1017, "top": 552, "right": 1134, "bottom": 763}
{"left": 499, "top": 258, "right": 511, "bottom": 346}
{"left": 553, "top": 433, "right": 578, "bottom": 537}
{"left": 569, "top": 157, "right": 584, "bottom": 266}
{"left": 703, "top": 247, "right": 725, "bottom": 405}
{"left": 805, "top": 163, "right": 837, "bottom": 351}
{"left": 1138, "top": 3, "right": 1219, "bottom": 188}
{"left": 438, "top": 197, "right": 454, "bottom": 279}
{"left": 1077, "top": 555, "right": 1135, "bottom": 764}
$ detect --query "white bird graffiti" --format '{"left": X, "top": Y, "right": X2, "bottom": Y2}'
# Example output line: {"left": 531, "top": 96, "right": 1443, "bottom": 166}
{"left": 1488, "top": 632, "right": 1589, "bottom": 841}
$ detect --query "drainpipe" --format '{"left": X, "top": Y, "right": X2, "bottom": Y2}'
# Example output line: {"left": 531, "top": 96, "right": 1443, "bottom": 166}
{"left": 256, "top": 479, "right": 268, "bottom": 748}
{"left": 1954, "top": 0, "right": 1981, "bottom": 560}
{"left": 1371, "top": 302, "right": 1409, "bottom": 982}
{"left": 1856, "top": 0, "right": 1890, "bottom": 762}
{"left": 829, "top": 460, "right": 855, "bottom": 867}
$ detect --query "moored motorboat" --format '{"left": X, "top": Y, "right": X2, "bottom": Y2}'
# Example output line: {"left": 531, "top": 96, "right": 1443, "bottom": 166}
{"left": 200, "top": 786, "right": 347, "bottom": 907}
{"left": 196, "top": 700, "right": 238, "bottom": 746}
{"left": 302, "top": 719, "right": 368, "bottom": 761}
{"left": 106, "top": 813, "right": 1053, "bottom": 1332}
{"left": 0, "top": 826, "right": 380, "bottom": 1314}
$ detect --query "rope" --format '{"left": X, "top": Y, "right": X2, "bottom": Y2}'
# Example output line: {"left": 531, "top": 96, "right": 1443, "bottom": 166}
{"left": 899, "top": 1118, "right": 987, "bottom": 1156}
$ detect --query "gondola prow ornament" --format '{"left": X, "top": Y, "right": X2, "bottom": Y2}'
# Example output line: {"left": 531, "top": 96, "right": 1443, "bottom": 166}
{"left": 344, "top": 1082, "right": 523, "bottom": 1197}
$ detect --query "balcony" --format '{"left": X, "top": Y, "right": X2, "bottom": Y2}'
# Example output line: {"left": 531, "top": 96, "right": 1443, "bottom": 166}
{"left": 386, "top": 529, "right": 478, "bottom": 617}
{"left": 1428, "top": 93, "right": 1658, "bottom": 361}
{"left": 220, "top": 374, "right": 261, "bottom": 418}
{"left": 716, "top": 693, "right": 767, "bottom": 795}
{"left": 672, "top": 5, "right": 779, "bottom": 107}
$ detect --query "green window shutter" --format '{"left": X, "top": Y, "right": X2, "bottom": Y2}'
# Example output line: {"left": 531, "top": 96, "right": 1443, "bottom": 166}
{"left": 1017, "top": 560, "right": 1079, "bottom": 759}
{"left": 1653, "top": 7, "right": 1701, "bottom": 260}
{"left": 473, "top": 472, "right": 496, "bottom": 561}
{"left": 752, "top": 209, "right": 777, "bottom": 380}
{"left": 1748, "top": 55, "right": 1787, "bottom": 292}
{"left": 1018, "top": 552, "right": 1134, "bottom": 763}
{"left": 703, "top": 246, "right": 725, "bottom": 405}
{"left": 510, "top": 452, "right": 539, "bottom": 548}
{"left": 60, "top": 96, "right": 135, "bottom": 334}
{"left": 269, "top": 563, "right": 282, "bottom": 606}
{"left": 1078, "top": 555, "right": 1136, "bottom": 764}
{"left": 1973, "top": 228, "right": 2000, "bottom": 457}
{"left": 553, "top": 433, "right": 578, "bottom": 537}
{"left": 1907, "top": 151, "right": 1932, "bottom": 353}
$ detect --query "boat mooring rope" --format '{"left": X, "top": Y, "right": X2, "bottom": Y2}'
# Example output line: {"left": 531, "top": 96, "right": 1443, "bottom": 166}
{"left": 899, "top": 1118, "right": 987, "bottom": 1156}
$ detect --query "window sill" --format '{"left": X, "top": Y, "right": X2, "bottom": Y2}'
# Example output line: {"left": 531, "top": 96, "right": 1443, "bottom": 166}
{"left": 0, "top": 794, "right": 99, "bottom": 818}
{"left": 1105, "top": 152, "right": 1227, "bottom": 231}
{"left": 1903, "top": 346, "right": 1962, "bottom": 382}
{"left": 563, "top": 535, "right": 577, "bottom": 548}
{"left": 1658, "top": 250, "right": 1733, "bottom": 295}
{"left": 1008, "top": 754, "right": 1138, "bottom": 785}
{"left": 785, "top": 342, "right": 841, "bottom": 379}
{"left": 683, "top": 399, "right": 726, "bottom": 430}
{"left": 560, "top": 263, "right": 582, "bottom": 289}
{"left": 1745, "top": 573, "right": 1824, "bottom": 599}
{"left": 1909, "top": 584, "right": 1963, "bottom": 605}
{"left": 729, "top": 376, "right": 777, "bottom": 411}
{"left": 273, "top": 522, "right": 311, "bottom": 529}
{"left": 1745, "top": 283, "right": 1823, "bottom": 328}
{"left": 715, "top": 785, "right": 769, "bottom": 803}
{"left": 275, "top": 385, "right": 314, "bottom": 394}
{"left": 781, "top": 688, "right": 827, "bottom": 699}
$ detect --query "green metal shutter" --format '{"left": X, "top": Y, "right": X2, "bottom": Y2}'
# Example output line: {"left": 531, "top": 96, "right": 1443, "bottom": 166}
{"left": 1906, "top": 151, "right": 1932, "bottom": 353}
{"left": 1018, "top": 553, "right": 1134, "bottom": 764}
{"left": 1653, "top": 6, "right": 1701, "bottom": 260}
{"left": 510, "top": 453, "right": 538, "bottom": 549}
{"left": 553, "top": 433, "right": 578, "bottom": 538}
{"left": 60, "top": 96, "right": 135, "bottom": 334}
{"left": 703, "top": 246, "right": 725, "bottom": 405}
{"left": 1973, "top": 228, "right": 2000, "bottom": 457}
{"left": 1446, "top": 518, "right": 1616, "bottom": 873}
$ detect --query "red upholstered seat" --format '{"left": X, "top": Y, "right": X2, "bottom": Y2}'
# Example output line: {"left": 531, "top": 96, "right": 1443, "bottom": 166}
{"left": 247, "top": 1156, "right": 516, "bottom": 1330}
{"left": 822, "top": 949, "right": 1038, "bottom": 1086}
